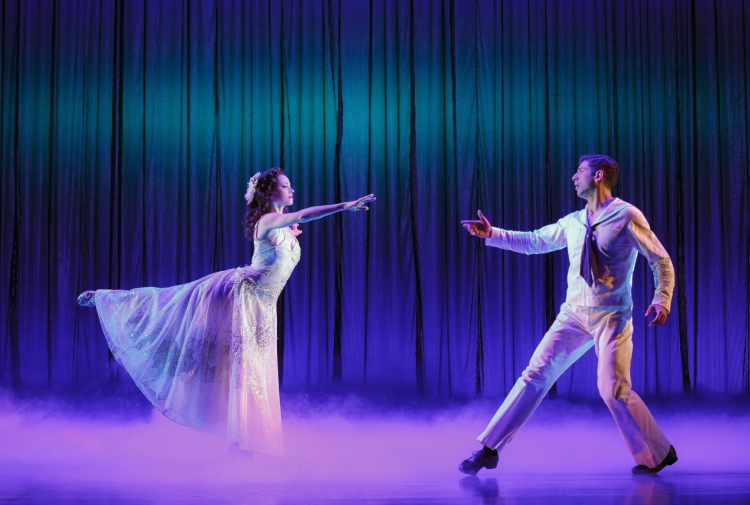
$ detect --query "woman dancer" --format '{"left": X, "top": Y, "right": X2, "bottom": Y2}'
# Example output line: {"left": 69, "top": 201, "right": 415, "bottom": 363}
{"left": 77, "top": 168, "right": 374, "bottom": 457}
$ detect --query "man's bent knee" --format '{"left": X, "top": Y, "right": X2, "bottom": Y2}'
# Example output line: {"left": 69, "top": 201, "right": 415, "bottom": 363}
{"left": 598, "top": 378, "right": 631, "bottom": 406}
{"left": 520, "top": 363, "right": 558, "bottom": 388}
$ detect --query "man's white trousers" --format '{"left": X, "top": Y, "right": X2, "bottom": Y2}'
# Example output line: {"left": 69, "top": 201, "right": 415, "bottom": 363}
{"left": 478, "top": 303, "right": 671, "bottom": 468}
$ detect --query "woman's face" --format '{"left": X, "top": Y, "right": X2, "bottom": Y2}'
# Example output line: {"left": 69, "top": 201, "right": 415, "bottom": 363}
{"left": 270, "top": 174, "right": 294, "bottom": 208}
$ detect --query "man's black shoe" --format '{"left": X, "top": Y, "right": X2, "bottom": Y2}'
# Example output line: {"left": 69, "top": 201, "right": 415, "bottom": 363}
{"left": 458, "top": 447, "right": 499, "bottom": 476}
{"left": 632, "top": 445, "right": 677, "bottom": 475}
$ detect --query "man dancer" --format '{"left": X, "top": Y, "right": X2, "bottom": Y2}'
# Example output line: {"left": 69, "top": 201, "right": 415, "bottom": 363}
{"left": 459, "top": 155, "right": 677, "bottom": 475}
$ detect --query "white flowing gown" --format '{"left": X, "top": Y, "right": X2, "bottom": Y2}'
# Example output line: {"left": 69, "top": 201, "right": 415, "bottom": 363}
{"left": 94, "top": 226, "right": 300, "bottom": 456}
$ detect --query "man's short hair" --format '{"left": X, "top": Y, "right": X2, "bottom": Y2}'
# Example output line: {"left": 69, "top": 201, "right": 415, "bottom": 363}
{"left": 579, "top": 154, "right": 619, "bottom": 189}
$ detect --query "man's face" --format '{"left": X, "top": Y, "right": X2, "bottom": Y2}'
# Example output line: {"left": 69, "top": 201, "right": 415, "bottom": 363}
{"left": 572, "top": 161, "right": 601, "bottom": 198}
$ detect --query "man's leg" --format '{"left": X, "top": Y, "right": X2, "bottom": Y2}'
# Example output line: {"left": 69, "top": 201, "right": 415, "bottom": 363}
{"left": 593, "top": 307, "right": 673, "bottom": 469}
{"left": 477, "top": 304, "right": 594, "bottom": 452}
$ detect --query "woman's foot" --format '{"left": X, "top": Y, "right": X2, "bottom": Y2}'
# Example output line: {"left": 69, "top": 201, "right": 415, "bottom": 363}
{"left": 77, "top": 291, "right": 96, "bottom": 307}
{"left": 228, "top": 443, "right": 254, "bottom": 460}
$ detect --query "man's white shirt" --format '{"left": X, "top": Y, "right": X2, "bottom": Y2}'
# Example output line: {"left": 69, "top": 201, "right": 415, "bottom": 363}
{"left": 485, "top": 198, "right": 674, "bottom": 311}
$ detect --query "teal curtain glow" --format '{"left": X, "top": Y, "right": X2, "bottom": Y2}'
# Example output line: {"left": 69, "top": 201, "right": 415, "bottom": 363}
{"left": 1, "top": 0, "right": 749, "bottom": 398}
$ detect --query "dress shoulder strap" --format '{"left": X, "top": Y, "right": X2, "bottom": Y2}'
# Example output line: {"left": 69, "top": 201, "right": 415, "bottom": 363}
{"left": 254, "top": 215, "right": 286, "bottom": 245}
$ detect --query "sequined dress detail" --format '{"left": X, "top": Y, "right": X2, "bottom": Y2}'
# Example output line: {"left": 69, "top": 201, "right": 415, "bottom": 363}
{"left": 94, "top": 226, "right": 300, "bottom": 456}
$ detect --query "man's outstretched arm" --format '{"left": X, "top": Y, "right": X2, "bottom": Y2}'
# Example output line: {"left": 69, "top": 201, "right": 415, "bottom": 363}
{"left": 461, "top": 210, "right": 568, "bottom": 255}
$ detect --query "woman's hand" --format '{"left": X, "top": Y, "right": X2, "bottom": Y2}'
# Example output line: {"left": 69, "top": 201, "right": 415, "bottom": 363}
{"left": 343, "top": 194, "right": 376, "bottom": 211}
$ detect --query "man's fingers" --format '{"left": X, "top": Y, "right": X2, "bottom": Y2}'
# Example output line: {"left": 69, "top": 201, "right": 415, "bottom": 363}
{"left": 478, "top": 210, "right": 489, "bottom": 224}
{"left": 648, "top": 309, "right": 667, "bottom": 326}
{"left": 645, "top": 306, "right": 654, "bottom": 317}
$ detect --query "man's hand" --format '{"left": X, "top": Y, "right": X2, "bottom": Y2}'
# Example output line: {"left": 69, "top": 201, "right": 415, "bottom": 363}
{"left": 461, "top": 210, "right": 493, "bottom": 238}
{"left": 645, "top": 304, "right": 668, "bottom": 326}
{"left": 291, "top": 223, "right": 303, "bottom": 237}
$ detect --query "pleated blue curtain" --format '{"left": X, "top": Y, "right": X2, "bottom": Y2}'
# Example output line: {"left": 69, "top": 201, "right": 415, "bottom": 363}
{"left": 1, "top": 0, "right": 748, "bottom": 398}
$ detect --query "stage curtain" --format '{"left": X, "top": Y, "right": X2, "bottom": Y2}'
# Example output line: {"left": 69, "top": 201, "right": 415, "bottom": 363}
{"left": 1, "top": 0, "right": 748, "bottom": 398}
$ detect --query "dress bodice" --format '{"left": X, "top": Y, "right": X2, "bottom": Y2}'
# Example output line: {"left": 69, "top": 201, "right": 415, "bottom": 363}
{"left": 233, "top": 226, "right": 301, "bottom": 303}
{"left": 252, "top": 226, "right": 300, "bottom": 279}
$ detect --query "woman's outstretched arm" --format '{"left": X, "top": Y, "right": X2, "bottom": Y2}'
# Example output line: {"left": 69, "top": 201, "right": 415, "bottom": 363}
{"left": 256, "top": 194, "right": 375, "bottom": 239}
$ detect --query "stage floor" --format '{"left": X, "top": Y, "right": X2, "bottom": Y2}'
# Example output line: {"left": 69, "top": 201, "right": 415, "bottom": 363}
{"left": 5, "top": 472, "right": 750, "bottom": 505}
{"left": 1, "top": 394, "right": 749, "bottom": 504}
{"left": 2, "top": 471, "right": 750, "bottom": 504}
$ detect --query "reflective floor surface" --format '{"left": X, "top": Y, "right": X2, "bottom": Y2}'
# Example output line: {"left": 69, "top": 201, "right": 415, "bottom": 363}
{"left": 0, "top": 472, "right": 750, "bottom": 504}
{"left": 3, "top": 470, "right": 749, "bottom": 504}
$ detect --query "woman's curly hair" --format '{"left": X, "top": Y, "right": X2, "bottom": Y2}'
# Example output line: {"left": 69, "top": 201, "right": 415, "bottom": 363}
{"left": 243, "top": 167, "right": 287, "bottom": 240}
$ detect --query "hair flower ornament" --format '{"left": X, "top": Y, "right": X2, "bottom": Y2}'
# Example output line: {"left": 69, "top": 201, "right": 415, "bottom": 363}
{"left": 245, "top": 172, "right": 261, "bottom": 203}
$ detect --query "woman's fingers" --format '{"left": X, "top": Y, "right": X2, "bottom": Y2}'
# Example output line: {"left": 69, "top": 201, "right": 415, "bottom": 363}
{"left": 353, "top": 195, "right": 375, "bottom": 209}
